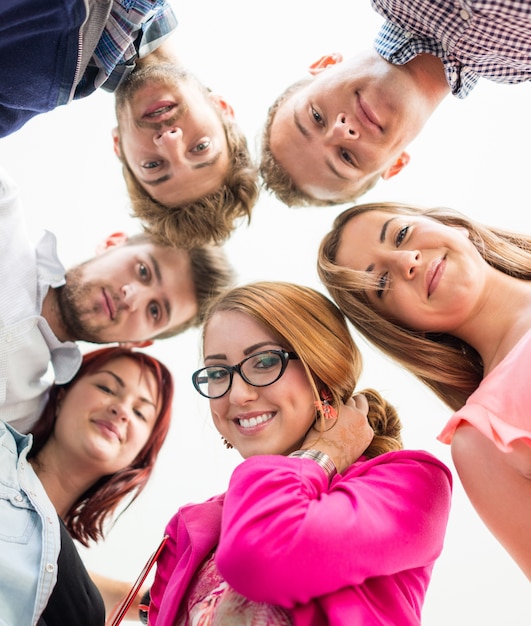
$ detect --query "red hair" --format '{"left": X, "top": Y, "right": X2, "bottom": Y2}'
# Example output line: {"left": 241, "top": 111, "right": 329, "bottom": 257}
{"left": 29, "top": 347, "right": 174, "bottom": 546}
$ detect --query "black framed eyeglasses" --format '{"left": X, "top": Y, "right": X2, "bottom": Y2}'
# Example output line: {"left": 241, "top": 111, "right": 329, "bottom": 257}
{"left": 192, "top": 349, "right": 299, "bottom": 399}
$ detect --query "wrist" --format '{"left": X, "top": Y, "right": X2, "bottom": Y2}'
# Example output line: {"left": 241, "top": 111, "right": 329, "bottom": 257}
{"left": 289, "top": 449, "right": 337, "bottom": 481}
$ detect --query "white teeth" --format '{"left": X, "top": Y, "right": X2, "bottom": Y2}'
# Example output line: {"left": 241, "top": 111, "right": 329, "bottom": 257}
{"left": 238, "top": 413, "right": 274, "bottom": 428}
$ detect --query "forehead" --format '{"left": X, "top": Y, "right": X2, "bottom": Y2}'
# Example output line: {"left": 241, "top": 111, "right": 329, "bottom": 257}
{"left": 87, "top": 356, "right": 156, "bottom": 389}
{"left": 204, "top": 311, "right": 276, "bottom": 352}
{"left": 337, "top": 210, "right": 395, "bottom": 265}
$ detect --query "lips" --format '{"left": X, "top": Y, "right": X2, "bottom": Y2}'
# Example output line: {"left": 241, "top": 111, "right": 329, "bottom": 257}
{"left": 102, "top": 288, "right": 116, "bottom": 320}
{"left": 234, "top": 412, "right": 275, "bottom": 430}
{"left": 357, "top": 94, "right": 382, "bottom": 132}
{"left": 426, "top": 257, "right": 446, "bottom": 297}
{"left": 142, "top": 101, "right": 177, "bottom": 122}
{"left": 93, "top": 419, "right": 122, "bottom": 442}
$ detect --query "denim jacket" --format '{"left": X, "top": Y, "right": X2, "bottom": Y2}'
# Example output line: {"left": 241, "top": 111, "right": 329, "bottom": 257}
{"left": 0, "top": 422, "right": 61, "bottom": 626}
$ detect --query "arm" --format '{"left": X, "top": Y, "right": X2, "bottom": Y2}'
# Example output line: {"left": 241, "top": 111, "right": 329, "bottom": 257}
{"left": 452, "top": 423, "right": 531, "bottom": 580}
{"left": 216, "top": 451, "right": 452, "bottom": 607}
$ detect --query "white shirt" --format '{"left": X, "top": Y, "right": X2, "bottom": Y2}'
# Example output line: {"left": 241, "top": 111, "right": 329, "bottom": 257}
{"left": 0, "top": 167, "right": 81, "bottom": 433}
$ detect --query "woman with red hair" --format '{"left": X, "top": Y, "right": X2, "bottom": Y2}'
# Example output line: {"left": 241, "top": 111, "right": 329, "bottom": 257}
{"left": 0, "top": 346, "right": 173, "bottom": 626}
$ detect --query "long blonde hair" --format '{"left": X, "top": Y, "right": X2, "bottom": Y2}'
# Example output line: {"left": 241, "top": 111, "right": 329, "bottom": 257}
{"left": 318, "top": 202, "right": 531, "bottom": 410}
{"left": 202, "top": 281, "right": 403, "bottom": 458}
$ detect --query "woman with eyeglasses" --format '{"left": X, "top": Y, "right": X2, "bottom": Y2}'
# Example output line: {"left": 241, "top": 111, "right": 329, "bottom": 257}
{"left": 0, "top": 346, "right": 173, "bottom": 626}
{"left": 148, "top": 281, "right": 452, "bottom": 626}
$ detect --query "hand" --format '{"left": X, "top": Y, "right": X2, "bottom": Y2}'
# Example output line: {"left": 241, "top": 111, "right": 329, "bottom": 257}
{"left": 301, "top": 394, "right": 374, "bottom": 473}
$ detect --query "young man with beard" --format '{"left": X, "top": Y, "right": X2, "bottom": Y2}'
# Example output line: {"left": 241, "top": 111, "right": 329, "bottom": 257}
{"left": 1, "top": 0, "right": 259, "bottom": 247}
{"left": 260, "top": 1, "right": 531, "bottom": 208}
{"left": 0, "top": 166, "right": 234, "bottom": 433}
{"left": 111, "top": 49, "right": 259, "bottom": 248}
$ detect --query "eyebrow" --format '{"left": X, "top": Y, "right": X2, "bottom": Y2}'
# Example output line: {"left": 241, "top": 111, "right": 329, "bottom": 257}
{"left": 380, "top": 217, "right": 398, "bottom": 243}
{"left": 364, "top": 217, "right": 399, "bottom": 273}
{"left": 204, "top": 341, "right": 281, "bottom": 362}
{"left": 148, "top": 253, "right": 171, "bottom": 322}
{"left": 293, "top": 110, "right": 350, "bottom": 182}
{"left": 99, "top": 370, "right": 157, "bottom": 408}
{"left": 139, "top": 152, "right": 223, "bottom": 187}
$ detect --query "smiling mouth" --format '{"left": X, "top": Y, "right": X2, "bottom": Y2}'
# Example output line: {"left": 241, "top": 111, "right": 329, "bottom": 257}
{"left": 427, "top": 256, "right": 446, "bottom": 297}
{"left": 142, "top": 101, "right": 177, "bottom": 121}
{"left": 102, "top": 289, "right": 116, "bottom": 320}
{"left": 357, "top": 93, "right": 382, "bottom": 132}
{"left": 237, "top": 413, "right": 274, "bottom": 429}
{"left": 94, "top": 420, "right": 122, "bottom": 442}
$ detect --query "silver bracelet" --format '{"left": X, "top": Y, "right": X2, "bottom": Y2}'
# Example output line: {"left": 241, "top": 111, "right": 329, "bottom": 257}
{"left": 289, "top": 449, "right": 337, "bottom": 481}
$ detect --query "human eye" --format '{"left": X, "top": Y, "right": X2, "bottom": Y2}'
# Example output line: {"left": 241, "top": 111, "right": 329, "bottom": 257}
{"left": 340, "top": 148, "right": 356, "bottom": 167}
{"left": 191, "top": 139, "right": 211, "bottom": 153}
{"left": 141, "top": 160, "right": 162, "bottom": 170}
{"left": 148, "top": 302, "right": 161, "bottom": 322}
{"left": 311, "top": 106, "right": 324, "bottom": 126}
{"left": 395, "top": 225, "right": 409, "bottom": 247}
{"left": 133, "top": 407, "right": 147, "bottom": 422}
{"left": 376, "top": 272, "right": 389, "bottom": 299}
{"left": 207, "top": 367, "right": 230, "bottom": 384}
{"left": 138, "top": 263, "right": 150, "bottom": 282}
{"left": 252, "top": 351, "right": 282, "bottom": 370}
{"left": 96, "top": 383, "right": 114, "bottom": 394}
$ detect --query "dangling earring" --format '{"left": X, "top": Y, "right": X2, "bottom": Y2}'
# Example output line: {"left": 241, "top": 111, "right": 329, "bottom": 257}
{"left": 221, "top": 436, "right": 233, "bottom": 449}
{"left": 314, "top": 389, "right": 338, "bottom": 420}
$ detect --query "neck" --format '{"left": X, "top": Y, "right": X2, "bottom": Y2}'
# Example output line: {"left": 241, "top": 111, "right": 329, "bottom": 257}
{"left": 30, "top": 442, "right": 100, "bottom": 518}
{"left": 406, "top": 53, "right": 450, "bottom": 109}
{"left": 454, "top": 273, "right": 531, "bottom": 375}
{"left": 41, "top": 287, "right": 74, "bottom": 343}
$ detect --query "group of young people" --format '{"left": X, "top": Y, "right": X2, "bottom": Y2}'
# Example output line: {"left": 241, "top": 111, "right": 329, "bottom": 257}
{"left": 1, "top": 0, "right": 531, "bottom": 624}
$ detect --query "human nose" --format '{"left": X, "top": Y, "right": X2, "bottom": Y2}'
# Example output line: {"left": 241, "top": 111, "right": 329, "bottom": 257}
{"left": 109, "top": 399, "right": 129, "bottom": 422}
{"left": 153, "top": 126, "right": 185, "bottom": 157}
{"left": 227, "top": 370, "right": 258, "bottom": 405}
{"left": 395, "top": 249, "right": 421, "bottom": 279}
{"left": 121, "top": 283, "right": 139, "bottom": 311}
{"left": 331, "top": 113, "right": 359, "bottom": 141}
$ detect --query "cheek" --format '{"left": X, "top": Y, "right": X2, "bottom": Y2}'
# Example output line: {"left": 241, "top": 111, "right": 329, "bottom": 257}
{"left": 209, "top": 399, "right": 229, "bottom": 432}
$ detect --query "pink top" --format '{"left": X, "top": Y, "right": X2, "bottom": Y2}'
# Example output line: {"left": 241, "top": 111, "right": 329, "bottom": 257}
{"left": 149, "top": 450, "right": 452, "bottom": 626}
{"left": 438, "top": 328, "right": 531, "bottom": 451}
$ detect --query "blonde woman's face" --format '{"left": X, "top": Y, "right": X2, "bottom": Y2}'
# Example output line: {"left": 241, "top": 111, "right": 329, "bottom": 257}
{"left": 336, "top": 210, "right": 487, "bottom": 333}
{"left": 203, "top": 311, "right": 316, "bottom": 458}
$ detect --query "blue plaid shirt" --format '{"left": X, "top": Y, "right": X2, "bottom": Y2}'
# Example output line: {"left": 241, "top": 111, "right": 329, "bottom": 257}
{"left": 76, "top": 0, "right": 178, "bottom": 97}
{"left": 371, "top": 0, "right": 531, "bottom": 98}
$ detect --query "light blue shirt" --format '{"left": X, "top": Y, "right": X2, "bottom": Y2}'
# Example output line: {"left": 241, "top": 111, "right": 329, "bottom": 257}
{"left": 0, "top": 421, "right": 61, "bottom": 626}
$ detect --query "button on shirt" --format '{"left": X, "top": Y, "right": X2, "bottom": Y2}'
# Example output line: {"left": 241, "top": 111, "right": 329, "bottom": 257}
{"left": 0, "top": 168, "right": 81, "bottom": 433}
{"left": 0, "top": 422, "right": 61, "bottom": 625}
{"left": 371, "top": 0, "right": 531, "bottom": 98}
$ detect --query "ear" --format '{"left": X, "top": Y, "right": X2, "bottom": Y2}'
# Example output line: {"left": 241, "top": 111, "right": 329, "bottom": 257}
{"left": 381, "top": 151, "right": 410, "bottom": 180}
{"left": 95, "top": 232, "right": 129, "bottom": 255}
{"left": 118, "top": 340, "right": 154, "bottom": 349}
{"left": 308, "top": 52, "right": 343, "bottom": 76}
{"left": 209, "top": 94, "right": 235, "bottom": 119}
{"left": 111, "top": 127, "right": 122, "bottom": 159}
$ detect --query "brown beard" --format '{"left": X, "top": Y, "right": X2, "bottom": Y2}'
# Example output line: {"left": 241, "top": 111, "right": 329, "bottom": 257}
{"left": 114, "top": 62, "right": 191, "bottom": 114}
{"left": 55, "top": 266, "right": 112, "bottom": 344}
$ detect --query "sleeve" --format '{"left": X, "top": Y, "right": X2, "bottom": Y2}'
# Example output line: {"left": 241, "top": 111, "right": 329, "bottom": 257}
{"left": 216, "top": 452, "right": 452, "bottom": 607}
{"left": 147, "top": 516, "right": 179, "bottom": 625}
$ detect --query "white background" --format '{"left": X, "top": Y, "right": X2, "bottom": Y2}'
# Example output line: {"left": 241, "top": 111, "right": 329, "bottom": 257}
{"left": 1, "top": 1, "right": 530, "bottom": 623}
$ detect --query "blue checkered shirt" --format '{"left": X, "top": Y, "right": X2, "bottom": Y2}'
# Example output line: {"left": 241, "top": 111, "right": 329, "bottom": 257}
{"left": 371, "top": 0, "right": 531, "bottom": 98}
{"left": 76, "top": 0, "right": 178, "bottom": 97}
